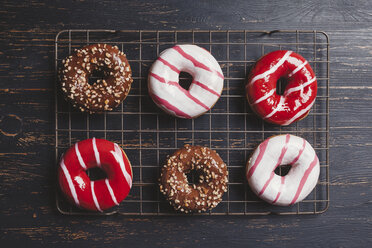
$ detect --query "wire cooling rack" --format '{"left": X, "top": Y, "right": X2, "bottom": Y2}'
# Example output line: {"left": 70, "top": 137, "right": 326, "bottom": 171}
{"left": 55, "top": 30, "right": 330, "bottom": 215}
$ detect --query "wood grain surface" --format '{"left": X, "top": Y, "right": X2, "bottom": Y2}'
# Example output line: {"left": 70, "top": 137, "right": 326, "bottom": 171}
{"left": 0, "top": 0, "right": 371, "bottom": 247}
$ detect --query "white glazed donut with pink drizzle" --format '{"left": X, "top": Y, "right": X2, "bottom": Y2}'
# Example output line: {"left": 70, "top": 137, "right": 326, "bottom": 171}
{"left": 246, "top": 134, "right": 320, "bottom": 206}
{"left": 148, "top": 44, "right": 224, "bottom": 118}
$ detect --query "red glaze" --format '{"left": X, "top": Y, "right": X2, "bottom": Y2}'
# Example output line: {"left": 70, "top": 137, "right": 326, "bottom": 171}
{"left": 246, "top": 50, "right": 317, "bottom": 126}
{"left": 58, "top": 138, "right": 132, "bottom": 212}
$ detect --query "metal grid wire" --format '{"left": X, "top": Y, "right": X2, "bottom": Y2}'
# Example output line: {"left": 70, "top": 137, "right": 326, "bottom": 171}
{"left": 55, "top": 30, "right": 330, "bottom": 215}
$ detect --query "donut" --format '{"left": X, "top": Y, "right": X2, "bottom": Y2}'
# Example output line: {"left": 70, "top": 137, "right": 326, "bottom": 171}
{"left": 60, "top": 44, "right": 133, "bottom": 113}
{"left": 58, "top": 138, "right": 133, "bottom": 211}
{"left": 246, "top": 50, "right": 317, "bottom": 125}
{"left": 246, "top": 134, "right": 320, "bottom": 206}
{"left": 148, "top": 44, "right": 224, "bottom": 119}
{"left": 159, "top": 145, "right": 228, "bottom": 213}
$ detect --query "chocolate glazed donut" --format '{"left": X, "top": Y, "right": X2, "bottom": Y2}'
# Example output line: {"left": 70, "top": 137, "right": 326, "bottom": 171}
{"left": 160, "top": 145, "right": 228, "bottom": 213}
{"left": 59, "top": 44, "right": 133, "bottom": 113}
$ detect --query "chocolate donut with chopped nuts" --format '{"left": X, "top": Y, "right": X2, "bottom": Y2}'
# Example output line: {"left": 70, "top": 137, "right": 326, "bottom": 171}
{"left": 160, "top": 145, "right": 228, "bottom": 213}
{"left": 59, "top": 44, "right": 133, "bottom": 113}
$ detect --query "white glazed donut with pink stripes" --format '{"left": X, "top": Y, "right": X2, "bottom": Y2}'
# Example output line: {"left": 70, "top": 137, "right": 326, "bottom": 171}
{"left": 148, "top": 44, "right": 224, "bottom": 118}
{"left": 246, "top": 134, "right": 320, "bottom": 206}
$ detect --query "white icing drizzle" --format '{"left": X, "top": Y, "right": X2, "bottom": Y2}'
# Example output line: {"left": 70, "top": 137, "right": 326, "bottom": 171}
{"left": 263, "top": 96, "right": 285, "bottom": 119}
{"left": 60, "top": 159, "right": 80, "bottom": 206}
{"left": 92, "top": 137, "right": 101, "bottom": 166}
{"left": 91, "top": 181, "right": 103, "bottom": 212}
{"left": 249, "top": 51, "right": 292, "bottom": 85}
{"left": 111, "top": 143, "right": 132, "bottom": 188}
{"left": 282, "top": 99, "right": 315, "bottom": 125}
{"left": 105, "top": 179, "right": 119, "bottom": 206}
{"left": 284, "top": 77, "right": 316, "bottom": 96}
{"left": 252, "top": 88, "right": 276, "bottom": 105}
{"left": 75, "top": 143, "right": 87, "bottom": 170}
{"left": 288, "top": 60, "right": 308, "bottom": 78}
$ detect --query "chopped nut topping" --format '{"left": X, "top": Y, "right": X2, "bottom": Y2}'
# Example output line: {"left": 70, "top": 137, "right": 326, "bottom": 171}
{"left": 60, "top": 44, "right": 132, "bottom": 113}
{"left": 159, "top": 145, "right": 228, "bottom": 213}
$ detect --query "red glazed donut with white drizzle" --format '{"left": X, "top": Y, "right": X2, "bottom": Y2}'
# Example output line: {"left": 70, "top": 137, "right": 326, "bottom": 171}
{"left": 246, "top": 134, "right": 320, "bottom": 206}
{"left": 148, "top": 44, "right": 224, "bottom": 119}
{"left": 246, "top": 50, "right": 317, "bottom": 125}
{"left": 58, "top": 138, "right": 132, "bottom": 212}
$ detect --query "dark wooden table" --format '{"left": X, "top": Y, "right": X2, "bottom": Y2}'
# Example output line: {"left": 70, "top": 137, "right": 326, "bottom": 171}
{"left": 1, "top": 0, "right": 371, "bottom": 247}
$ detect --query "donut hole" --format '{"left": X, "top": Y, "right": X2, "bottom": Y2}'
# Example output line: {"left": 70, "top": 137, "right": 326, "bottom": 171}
{"left": 86, "top": 167, "right": 107, "bottom": 181}
{"left": 274, "top": 164, "right": 291, "bottom": 176}
{"left": 88, "top": 68, "right": 108, "bottom": 86}
{"left": 186, "top": 169, "right": 203, "bottom": 185}
{"left": 276, "top": 77, "right": 289, "bottom": 95}
{"left": 179, "top": 72, "right": 193, "bottom": 91}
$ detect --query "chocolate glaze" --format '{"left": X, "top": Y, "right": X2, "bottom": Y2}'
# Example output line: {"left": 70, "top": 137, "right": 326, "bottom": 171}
{"left": 160, "top": 145, "right": 228, "bottom": 213}
{"left": 59, "top": 44, "right": 133, "bottom": 113}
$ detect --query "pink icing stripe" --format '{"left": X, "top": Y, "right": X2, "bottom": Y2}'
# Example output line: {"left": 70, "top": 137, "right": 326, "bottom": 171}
{"left": 158, "top": 57, "right": 180, "bottom": 74}
{"left": 149, "top": 91, "right": 192, "bottom": 119}
{"left": 247, "top": 139, "right": 270, "bottom": 179}
{"left": 259, "top": 172, "right": 275, "bottom": 196}
{"left": 173, "top": 46, "right": 224, "bottom": 79}
{"left": 289, "top": 155, "right": 319, "bottom": 205}
{"left": 272, "top": 177, "right": 285, "bottom": 204}
{"left": 157, "top": 56, "right": 221, "bottom": 97}
{"left": 258, "top": 134, "right": 290, "bottom": 196}
{"left": 289, "top": 139, "right": 306, "bottom": 165}
{"left": 150, "top": 72, "right": 209, "bottom": 110}
{"left": 193, "top": 80, "right": 221, "bottom": 97}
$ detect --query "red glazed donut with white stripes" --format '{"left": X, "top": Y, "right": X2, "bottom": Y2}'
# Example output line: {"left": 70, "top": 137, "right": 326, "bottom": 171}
{"left": 58, "top": 138, "right": 132, "bottom": 212}
{"left": 148, "top": 44, "right": 224, "bottom": 119}
{"left": 246, "top": 50, "right": 317, "bottom": 125}
{"left": 246, "top": 134, "right": 320, "bottom": 206}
